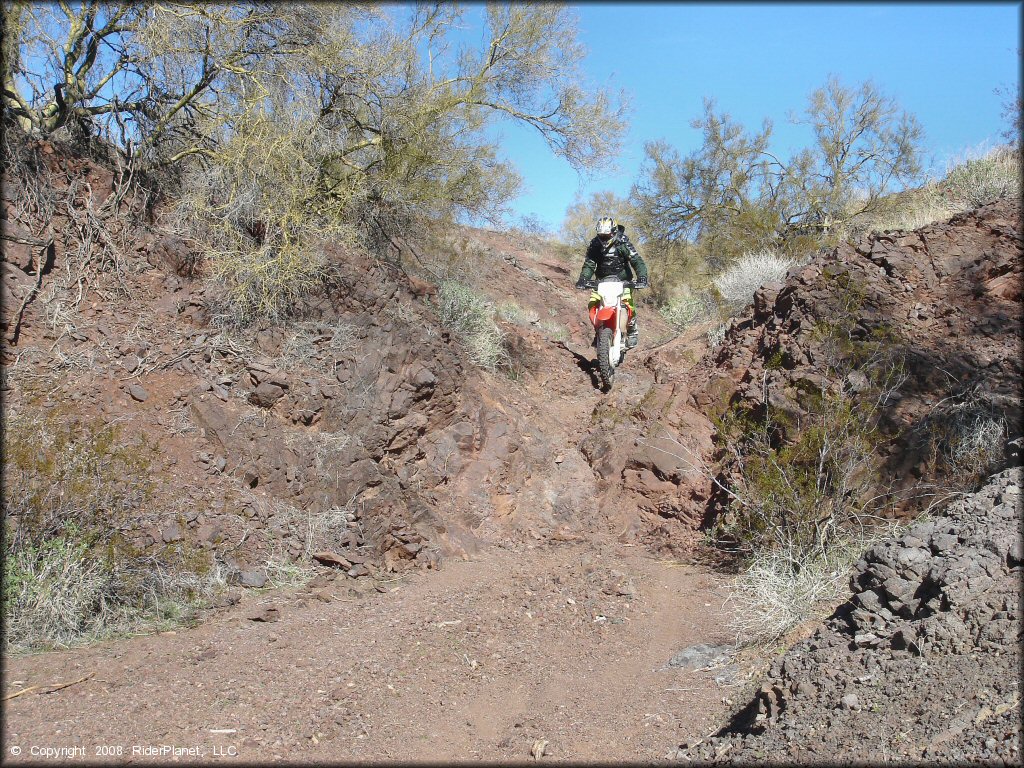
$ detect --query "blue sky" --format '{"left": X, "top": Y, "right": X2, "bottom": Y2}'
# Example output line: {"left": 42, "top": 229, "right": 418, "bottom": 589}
{"left": 489, "top": 2, "right": 1022, "bottom": 233}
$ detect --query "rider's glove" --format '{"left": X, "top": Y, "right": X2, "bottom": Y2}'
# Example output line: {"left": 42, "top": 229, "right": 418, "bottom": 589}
{"left": 634, "top": 276, "right": 649, "bottom": 289}
{"left": 574, "top": 277, "right": 589, "bottom": 290}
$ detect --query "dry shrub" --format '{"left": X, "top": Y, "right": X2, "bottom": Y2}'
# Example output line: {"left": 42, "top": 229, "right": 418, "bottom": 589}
{"left": 280, "top": 320, "right": 357, "bottom": 376}
{"left": 706, "top": 322, "right": 727, "bottom": 350}
{"left": 940, "top": 144, "right": 1021, "bottom": 211}
{"left": 726, "top": 523, "right": 902, "bottom": 646}
{"left": 713, "top": 248, "right": 797, "bottom": 312}
{"left": 850, "top": 183, "right": 956, "bottom": 236}
{"left": 2, "top": 407, "right": 219, "bottom": 652}
{"left": 497, "top": 301, "right": 540, "bottom": 327}
{"left": 434, "top": 280, "right": 510, "bottom": 372}
{"left": 659, "top": 288, "right": 719, "bottom": 331}
{"left": 918, "top": 394, "right": 1011, "bottom": 486}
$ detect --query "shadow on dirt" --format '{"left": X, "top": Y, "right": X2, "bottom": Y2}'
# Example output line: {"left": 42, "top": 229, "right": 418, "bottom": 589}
{"left": 551, "top": 340, "right": 602, "bottom": 391}
{"left": 572, "top": 348, "right": 602, "bottom": 391}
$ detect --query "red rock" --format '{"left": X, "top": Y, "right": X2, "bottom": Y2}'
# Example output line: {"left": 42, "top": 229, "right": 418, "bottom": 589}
{"left": 312, "top": 551, "right": 352, "bottom": 569}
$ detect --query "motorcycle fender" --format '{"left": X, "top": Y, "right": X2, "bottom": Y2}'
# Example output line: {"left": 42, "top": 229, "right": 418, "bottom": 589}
{"left": 595, "top": 307, "right": 617, "bottom": 326}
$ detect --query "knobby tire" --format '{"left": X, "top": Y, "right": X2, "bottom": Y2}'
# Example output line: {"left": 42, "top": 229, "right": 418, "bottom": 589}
{"left": 596, "top": 326, "right": 615, "bottom": 391}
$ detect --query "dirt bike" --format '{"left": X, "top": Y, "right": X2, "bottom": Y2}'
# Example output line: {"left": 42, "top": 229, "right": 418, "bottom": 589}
{"left": 577, "top": 277, "right": 643, "bottom": 392}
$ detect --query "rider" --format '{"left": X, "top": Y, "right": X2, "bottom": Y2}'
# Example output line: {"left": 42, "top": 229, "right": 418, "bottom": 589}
{"left": 574, "top": 216, "right": 649, "bottom": 348}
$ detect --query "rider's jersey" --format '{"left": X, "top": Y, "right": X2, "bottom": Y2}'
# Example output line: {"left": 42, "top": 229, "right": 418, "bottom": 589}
{"left": 580, "top": 232, "right": 648, "bottom": 282}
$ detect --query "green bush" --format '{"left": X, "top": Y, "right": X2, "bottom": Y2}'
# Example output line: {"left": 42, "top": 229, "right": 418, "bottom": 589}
{"left": 712, "top": 273, "right": 910, "bottom": 647}
{"left": 715, "top": 388, "right": 885, "bottom": 557}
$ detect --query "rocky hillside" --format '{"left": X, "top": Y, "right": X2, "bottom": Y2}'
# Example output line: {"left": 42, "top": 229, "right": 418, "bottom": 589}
{"left": 669, "top": 195, "right": 1023, "bottom": 764}
{"left": 2, "top": 135, "right": 716, "bottom": 603}
{"left": 2, "top": 133, "right": 1021, "bottom": 763}
{"left": 695, "top": 198, "right": 1022, "bottom": 516}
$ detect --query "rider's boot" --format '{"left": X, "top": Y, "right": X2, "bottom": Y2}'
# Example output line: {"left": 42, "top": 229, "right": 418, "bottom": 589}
{"left": 626, "top": 317, "right": 639, "bottom": 349}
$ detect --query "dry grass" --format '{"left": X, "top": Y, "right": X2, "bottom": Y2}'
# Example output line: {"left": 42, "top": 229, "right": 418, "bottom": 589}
{"left": 853, "top": 184, "right": 956, "bottom": 235}
{"left": 854, "top": 144, "right": 1022, "bottom": 238}
{"left": 434, "top": 280, "right": 510, "bottom": 371}
{"left": 537, "top": 319, "right": 570, "bottom": 343}
{"left": 280, "top": 320, "right": 357, "bottom": 376}
{"left": 496, "top": 301, "right": 540, "bottom": 327}
{"left": 660, "top": 289, "right": 718, "bottom": 331}
{"left": 941, "top": 144, "right": 1021, "bottom": 212}
{"left": 726, "top": 524, "right": 902, "bottom": 647}
{"left": 713, "top": 249, "right": 797, "bottom": 312}
{"left": 1, "top": 407, "right": 223, "bottom": 653}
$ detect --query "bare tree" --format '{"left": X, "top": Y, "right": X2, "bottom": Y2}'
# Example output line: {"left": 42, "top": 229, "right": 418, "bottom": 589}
{"left": 789, "top": 76, "right": 924, "bottom": 238}
{"left": 2, "top": 3, "right": 331, "bottom": 159}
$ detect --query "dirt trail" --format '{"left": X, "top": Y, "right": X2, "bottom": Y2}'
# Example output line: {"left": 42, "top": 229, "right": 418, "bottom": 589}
{"left": 4, "top": 537, "right": 745, "bottom": 762}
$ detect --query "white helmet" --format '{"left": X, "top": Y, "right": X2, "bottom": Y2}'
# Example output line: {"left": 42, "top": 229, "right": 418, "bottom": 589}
{"left": 596, "top": 216, "right": 615, "bottom": 240}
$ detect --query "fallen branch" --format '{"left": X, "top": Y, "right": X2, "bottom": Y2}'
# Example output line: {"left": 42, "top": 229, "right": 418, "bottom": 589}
{"left": 4, "top": 672, "right": 95, "bottom": 700}
{"left": 41, "top": 672, "right": 95, "bottom": 694}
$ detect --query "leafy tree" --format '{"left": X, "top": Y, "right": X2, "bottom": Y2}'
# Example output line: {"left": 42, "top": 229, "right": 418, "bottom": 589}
{"left": 559, "top": 189, "right": 632, "bottom": 253}
{"left": 631, "top": 77, "right": 924, "bottom": 272}
{"left": 631, "top": 102, "right": 782, "bottom": 248}
{"left": 788, "top": 76, "right": 924, "bottom": 240}
{"left": 2, "top": 2, "right": 628, "bottom": 323}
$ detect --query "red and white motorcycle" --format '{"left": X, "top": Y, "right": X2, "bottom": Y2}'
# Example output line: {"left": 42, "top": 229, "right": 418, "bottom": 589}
{"left": 578, "top": 278, "right": 642, "bottom": 391}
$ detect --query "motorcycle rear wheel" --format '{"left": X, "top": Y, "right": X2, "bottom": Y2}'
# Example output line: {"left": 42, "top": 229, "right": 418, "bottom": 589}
{"left": 596, "top": 326, "right": 615, "bottom": 391}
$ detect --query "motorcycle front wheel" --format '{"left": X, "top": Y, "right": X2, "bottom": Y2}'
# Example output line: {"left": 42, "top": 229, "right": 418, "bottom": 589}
{"left": 596, "top": 326, "right": 615, "bottom": 391}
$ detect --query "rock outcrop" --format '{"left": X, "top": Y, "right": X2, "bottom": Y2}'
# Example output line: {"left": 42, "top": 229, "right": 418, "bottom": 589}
{"left": 676, "top": 466, "right": 1022, "bottom": 764}
{"left": 696, "top": 198, "right": 1022, "bottom": 512}
{"left": 2, "top": 134, "right": 716, "bottom": 591}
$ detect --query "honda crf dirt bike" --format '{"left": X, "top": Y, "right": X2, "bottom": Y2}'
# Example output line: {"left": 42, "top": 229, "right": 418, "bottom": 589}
{"left": 578, "top": 278, "right": 641, "bottom": 391}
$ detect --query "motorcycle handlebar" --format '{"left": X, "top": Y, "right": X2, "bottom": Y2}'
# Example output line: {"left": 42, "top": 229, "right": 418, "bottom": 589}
{"left": 576, "top": 279, "right": 647, "bottom": 290}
